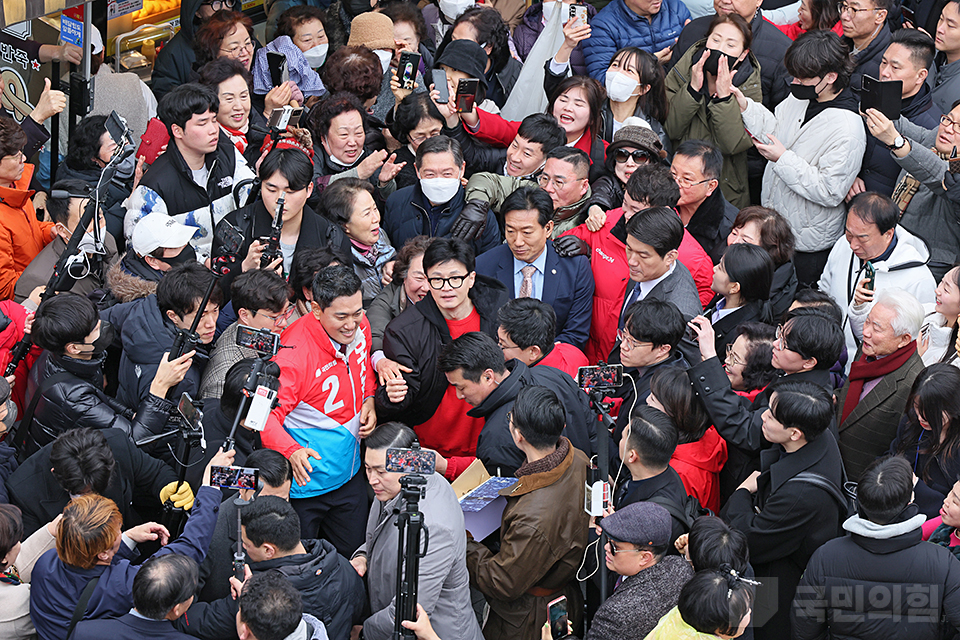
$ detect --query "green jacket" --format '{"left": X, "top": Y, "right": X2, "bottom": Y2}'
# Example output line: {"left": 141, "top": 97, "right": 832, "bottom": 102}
{"left": 465, "top": 172, "right": 592, "bottom": 238}
{"left": 665, "top": 39, "right": 763, "bottom": 208}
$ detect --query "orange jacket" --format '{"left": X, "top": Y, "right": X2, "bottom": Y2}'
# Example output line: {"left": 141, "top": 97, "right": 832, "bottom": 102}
{"left": 0, "top": 164, "right": 53, "bottom": 300}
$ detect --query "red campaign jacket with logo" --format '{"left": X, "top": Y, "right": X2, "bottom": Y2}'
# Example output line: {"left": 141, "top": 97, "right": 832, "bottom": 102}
{"left": 263, "top": 313, "right": 376, "bottom": 499}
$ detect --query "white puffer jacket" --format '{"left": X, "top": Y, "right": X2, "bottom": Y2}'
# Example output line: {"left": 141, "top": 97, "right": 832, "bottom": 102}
{"left": 741, "top": 93, "right": 866, "bottom": 253}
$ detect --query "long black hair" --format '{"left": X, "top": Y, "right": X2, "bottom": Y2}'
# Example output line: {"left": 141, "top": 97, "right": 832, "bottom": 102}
{"left": 896, "top": 364, "right": 960, "bottom": 483}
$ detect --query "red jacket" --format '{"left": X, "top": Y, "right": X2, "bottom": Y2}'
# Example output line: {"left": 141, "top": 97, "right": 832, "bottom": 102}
{"left": 0, "top": 300, "right": 34, "bottom": 413}
{"left": 0, "top": 164, "right": 54, "bottom": 300}
{"left": 536, "top": 342, "right": 588, "bottom": 379}
{"left": 563, "top": 209, "right": 714, "bottom": 364}
{"left": 777, "top": 20, "right": 843, "bottom": 40}
{"left": 670, "top": 426, "right": 727, "bottom": 513}
{"left": 469, "top": 108, "right": 608, "bottom": 160}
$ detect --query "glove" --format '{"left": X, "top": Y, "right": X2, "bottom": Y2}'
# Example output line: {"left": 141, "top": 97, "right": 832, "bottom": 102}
{"left": 160, "top": 481, "right": 196, "bottom": 510}
{"left": 450, "top": 199, "right": 489, "bottom": 243}
{"left": 943, "top": 169, "right": 960, "bottom": 204}
{"left": 553, "top": 236, "right": 590, "bottom": 258}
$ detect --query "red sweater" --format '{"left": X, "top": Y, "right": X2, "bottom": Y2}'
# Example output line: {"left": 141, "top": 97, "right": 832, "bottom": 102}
{"left": 415, "top": 310, "right": 483, "bottom": 480}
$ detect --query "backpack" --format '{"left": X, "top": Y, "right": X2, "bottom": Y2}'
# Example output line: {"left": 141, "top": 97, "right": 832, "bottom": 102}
{"left": 787, "top": 471, "right": 858, "bottom": 523}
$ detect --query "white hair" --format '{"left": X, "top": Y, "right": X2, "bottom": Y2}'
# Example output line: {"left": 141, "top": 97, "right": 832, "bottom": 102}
{"left": 871, "top": 288, "right": 924, "bottom": 339}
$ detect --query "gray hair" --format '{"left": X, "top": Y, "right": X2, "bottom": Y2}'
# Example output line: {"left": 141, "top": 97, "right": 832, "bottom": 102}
{"left": 871, "top": 288, "right": 924, "bottom": 339}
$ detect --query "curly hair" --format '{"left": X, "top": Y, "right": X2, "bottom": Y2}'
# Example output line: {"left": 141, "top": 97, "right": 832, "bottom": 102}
{"left": 66, "top": 115, "right": 109, "bottom": 171}
{"left": 193, "top": 10, "right": 255, "bottom": 68}
{"left": 307, "top": 91, "right": 366, "bottom": 142}
{"left": 0, "top": 116, "right": 26, "bottom": 159}
{"left": 321, "top": 45, "right": 383, "bottom": 103}
{"left": 392, "top": 235, "right": 433, "bottom": 282}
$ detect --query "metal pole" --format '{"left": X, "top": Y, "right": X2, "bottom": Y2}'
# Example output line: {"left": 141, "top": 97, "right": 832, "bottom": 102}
{"left": 49, "top": 60, "right": 59, "bottom": 185}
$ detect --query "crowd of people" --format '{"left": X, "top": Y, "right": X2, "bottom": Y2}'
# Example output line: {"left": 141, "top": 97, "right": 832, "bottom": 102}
{"left": 4, "top": 0, "right": 960, "bottom": 637}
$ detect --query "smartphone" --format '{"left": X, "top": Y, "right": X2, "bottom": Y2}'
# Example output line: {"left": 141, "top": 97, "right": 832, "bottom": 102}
{"left": 397, "top": 51, "right": 421, "bottom": 90}
{"left": 577, "top": 364, "right": 624, "bottom": 390}
{"left": 569, "top": 4, "right": 588, "bottom": 27}
{"left": 455, "top": 78, "right": 480, "bottom": 114}
{"left": 178, "top": 393, "right": 203, "bottom": 432}
{"left": 267, "top": 51, "right": 289, "bottom": 87}
{"left": 105, "top": 110, "right": 128, "bottom": 147}
{"left": 210, "top": 465, "right": 260, "bottom": 490}
{"left": 861, "top": 75, "right": 902, "bottom": 121}
{"left": 236, "top": 324, "right": 281, "bottom": 356}
{"left": 385, "top": 447, "right": 437, "bottom": 474}
{"left": 267, "top": 106, "right": 303, "bottom": 130}
{"left": 548, "top": 596, "right": 569, "bottom": 640}
{"left": 432, "top": 68, "right": 449, "bottom": 104}
{"left": 863, "top": 260, "right": 876, "bottom": 291}
{"left": 744, "top": 126, "right": 771, "bottom": 145}
{"left": 137, "top": 116, "right": 171, "bottom": 165}
{"left": 215, "top": 219, "right": 244, "bottom": 256}
{"left": 902, "top": 4, "right": 915, "bottom": 23}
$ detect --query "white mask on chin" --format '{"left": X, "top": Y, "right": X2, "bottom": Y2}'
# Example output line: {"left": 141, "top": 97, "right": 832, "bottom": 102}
{"left": 303, "top": 43, "right": 329, "bottom": 68}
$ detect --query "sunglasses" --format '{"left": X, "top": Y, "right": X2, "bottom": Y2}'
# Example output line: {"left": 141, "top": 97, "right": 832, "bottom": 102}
{"left": 614, "top": 149, "right": 653, "bottom": 164}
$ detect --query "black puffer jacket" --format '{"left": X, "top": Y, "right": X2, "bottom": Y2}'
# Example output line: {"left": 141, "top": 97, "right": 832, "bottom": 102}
{"left": 254, "top": 539, "right": 366, "bottom": 640}
{"left": 471, "top": 360, "right": 596, "bottom": 477}
{"left": 150, "top": 0, "right": 205, "bottom": 101}
{"left": 22, "top": 350, "right": 172, "bottom": 456}
{"left": 376, "top": 276, "right": 509, "bottom": 425}
{"left": 793, "top": 505, "right": 960, "bottom": 640}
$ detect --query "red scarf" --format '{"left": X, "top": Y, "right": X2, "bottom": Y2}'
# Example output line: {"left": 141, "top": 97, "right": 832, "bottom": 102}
{"left": 220, "top": 123, "right": 247, "bottom": 154}
{"left": 840, "top": 341, "right": 917, "bottom": 425}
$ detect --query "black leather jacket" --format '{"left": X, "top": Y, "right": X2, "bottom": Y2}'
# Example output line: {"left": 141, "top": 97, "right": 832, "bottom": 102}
{"left": 23, "top": 350, "right": 173, "bottom": 456}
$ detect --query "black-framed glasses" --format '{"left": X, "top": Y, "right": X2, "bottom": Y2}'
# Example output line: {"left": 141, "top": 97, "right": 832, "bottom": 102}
{"left": 614, "top": 149, "right": 652, "bottom": 164}
{"left": 204, "top": 0, "right": 236, "bottom": 9}
{"left": 941, "top": 115, "right": 960, "bottom": 133}
{"left": 428, "top": 274, "right": 467, "bottom": 290}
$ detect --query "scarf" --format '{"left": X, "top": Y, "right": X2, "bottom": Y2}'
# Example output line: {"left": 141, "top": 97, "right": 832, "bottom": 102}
{"left": 220, "top": 123, "right": 248, "bottom": 155}
{"left": 893, "top": 147, "right": 950, "bottom": 213}
{"left": 516, "top": 437, "right": 570, "bottom": 477}
{"left": 0, "top": 566, "right": 21, "bottom": 585}
{"left": 929, "top": 523, "right": 960, "bottom": 561}
{"left": 840, "top": 341, "right": 917, "bottom": 425}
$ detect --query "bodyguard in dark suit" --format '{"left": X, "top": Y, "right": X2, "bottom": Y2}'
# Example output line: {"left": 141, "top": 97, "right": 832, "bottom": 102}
{"left": 721, "top": 381, "right": 846, "bottom": 640}
{"left": 72, "top": 554, "right": 200, "bottom": 640}
{"left": 476, "top": 186, "right": 594, "bottom": 350}
{"left": 5, "top": 427, "right": 177, "bottom": 538}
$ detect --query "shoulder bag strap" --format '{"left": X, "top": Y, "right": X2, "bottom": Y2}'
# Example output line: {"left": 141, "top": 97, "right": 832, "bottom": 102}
{"left": 67, "top": 574, "right": 102, "bottom": 639}
{"left": 10, "top": 371, "right": 73, "bottom": 459}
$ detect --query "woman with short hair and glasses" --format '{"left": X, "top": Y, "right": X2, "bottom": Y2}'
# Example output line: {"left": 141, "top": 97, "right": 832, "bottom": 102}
{"left": 864, "top": 97, "right": 960, "bottom": 282}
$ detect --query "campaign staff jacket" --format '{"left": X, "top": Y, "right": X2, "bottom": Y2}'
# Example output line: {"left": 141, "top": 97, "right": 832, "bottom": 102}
{"left": 262, "top": 313, "right": 376, "bottom": 499}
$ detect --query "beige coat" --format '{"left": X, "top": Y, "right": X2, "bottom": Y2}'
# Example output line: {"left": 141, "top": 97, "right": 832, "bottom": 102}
{"left": 0, "top": 520, "right": 57, "bottom": 639}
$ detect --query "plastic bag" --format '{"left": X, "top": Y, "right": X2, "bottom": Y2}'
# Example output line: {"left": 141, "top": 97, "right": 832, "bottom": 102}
{"left": 499, "top": 5, "right": 566, "bottom": 121}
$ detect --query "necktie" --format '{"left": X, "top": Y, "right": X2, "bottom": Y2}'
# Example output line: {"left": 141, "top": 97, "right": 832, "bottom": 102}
{"left": 619, "top": 282, "right": 642, "bottom": 330}
{"left": 518, "top": 264, "right": 537, "bottom": 298}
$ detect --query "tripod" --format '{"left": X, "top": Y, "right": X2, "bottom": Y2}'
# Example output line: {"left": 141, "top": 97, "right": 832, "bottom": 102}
{"left": 393, "top": 474, "right": 430, "bottom": 640}
{"left": 586, "top": 388, "right": 614, "bottom": 605}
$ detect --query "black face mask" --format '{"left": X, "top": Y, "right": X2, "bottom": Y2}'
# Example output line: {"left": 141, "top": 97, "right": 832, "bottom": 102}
{"left": 788, "top": 78, "right": 822, "bottom": 102}
{"left": 74, "top": 321, "right": 114, "bottom": 361}
{"left": 344, "top": 0, "right": 373, "bottom": 17}
{"left": 703, "top": 48, "right": 740, "bottom": 75}
{"left": 156, "top": 245, "right": 197, "bottom": 268}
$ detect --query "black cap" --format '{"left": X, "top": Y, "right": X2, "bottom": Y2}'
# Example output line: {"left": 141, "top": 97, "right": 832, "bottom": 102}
{"left": 436, "top": 39, "right": 489, "bottom": 89}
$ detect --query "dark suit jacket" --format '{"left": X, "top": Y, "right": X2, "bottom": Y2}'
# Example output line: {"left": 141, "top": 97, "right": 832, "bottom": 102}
{"left": 702, "top": 295, "right": 766, "bottom": 356}
{"left": 73, "top": 613, "right": 194, "bottom": 640}
{"left": 835, "top": 349, "right": 926, "bottom": 480}
{"left": 5, "top": 428, "right": 177, "bottom": 538}
{"left": 621, "top": 261, "right": 703, "bottom": 321}
{"left": 475, "top": 243, "right": 594, "bottom": 349}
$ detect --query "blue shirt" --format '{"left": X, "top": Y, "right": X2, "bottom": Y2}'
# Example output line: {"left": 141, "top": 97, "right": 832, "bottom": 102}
{"left": 513, "top": 248, "right": 548, "bottom": 299}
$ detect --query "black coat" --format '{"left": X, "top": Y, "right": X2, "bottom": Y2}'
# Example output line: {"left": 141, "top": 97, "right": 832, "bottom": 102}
{"left": 721, "top": 430, "right": 845, "bottom": 640}
{"left": 56, "top": 161, "right": 133, "bottom": 252}
{"left": 446, "top": 121, "right": 508, "bottom": 179}
{"left": 584, "top": 175, "right": 625, "bottom": 215}
{"left": 213, "top": 199, "right": 351, "bottom": 298}
{"left": 671, "top": 11, "right": 791, "bottom": 111}
{"left": 21, "top": 350, "right": 173, "bottom": 456}
{"left": 687, "top": 188, "right": 738, "bottom": 265}
{"left": 846, "top": 25, "right": 893, "bottom": 97}
{"left": 74, "top": 613, "right": 194, "bottom": 640}
{"left": 196, "top": 494, "right": 244, "bottom": 603}
{"left": 889, "top": 415, "right": 960, "bottom": 518}
{"left": 470, "top": 359, "right": 597, "bottom": 477}
{"left": 149, "top": 0, "right": 204, "bottom": 101}
{"left": 376, "top": 276, "right": 509, "bottom": 426}
{"left": 5, "top": 427, "right": 177, "bottom": 538}
{"left": 770, "top": 260, "right": 798, "bottom": 320}
{"left": 688, "top": 357, "right": 835, "bottom": 500}
{"left": 616, "top": 465, "right": 690, "bottom": 546}
{"left": 702, "top": 295, "right": 769, "bottom": 357}
{"left": 793, "top": 504, "right": 960, "bottom": 640}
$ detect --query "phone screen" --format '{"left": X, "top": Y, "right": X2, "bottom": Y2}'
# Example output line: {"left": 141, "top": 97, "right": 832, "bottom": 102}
{"left": 548, "top": 596, "right": 568, "bottom": 640}
{"left": 398, "top": 51, "right": 420, "bottom": 90}
{"left": 455, "top": 78, "right": 479, "bottom": 113}
{"left": 385, "top": 447, "right": 437, "bottom": 474}
{"left": 210, "top": 465, "right": 260, "bottom": 489}
{"left": 577, "top": 364, "right": 624, "bottom": 390}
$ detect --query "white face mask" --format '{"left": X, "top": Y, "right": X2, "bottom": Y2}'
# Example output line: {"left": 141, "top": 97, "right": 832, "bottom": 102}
{"left": 303, "top": 43, "right": 329, "bottom": 68}
{"left": 438, "top": 0, "right": 474, "bottom": 22}
{"left": 542, "top": 1, "right": 560, "bottom": 21}
{"left": 420, "top": 177, "right": 461, "bottom": 203}
{"left": 605, "top": 71, "right": 640, "bottom": 103}
{"left": 78, "top": 225, "right": 107, "bottom": 255}
{"left": 374, "top": 49, "right": 392, "bottom": 75}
